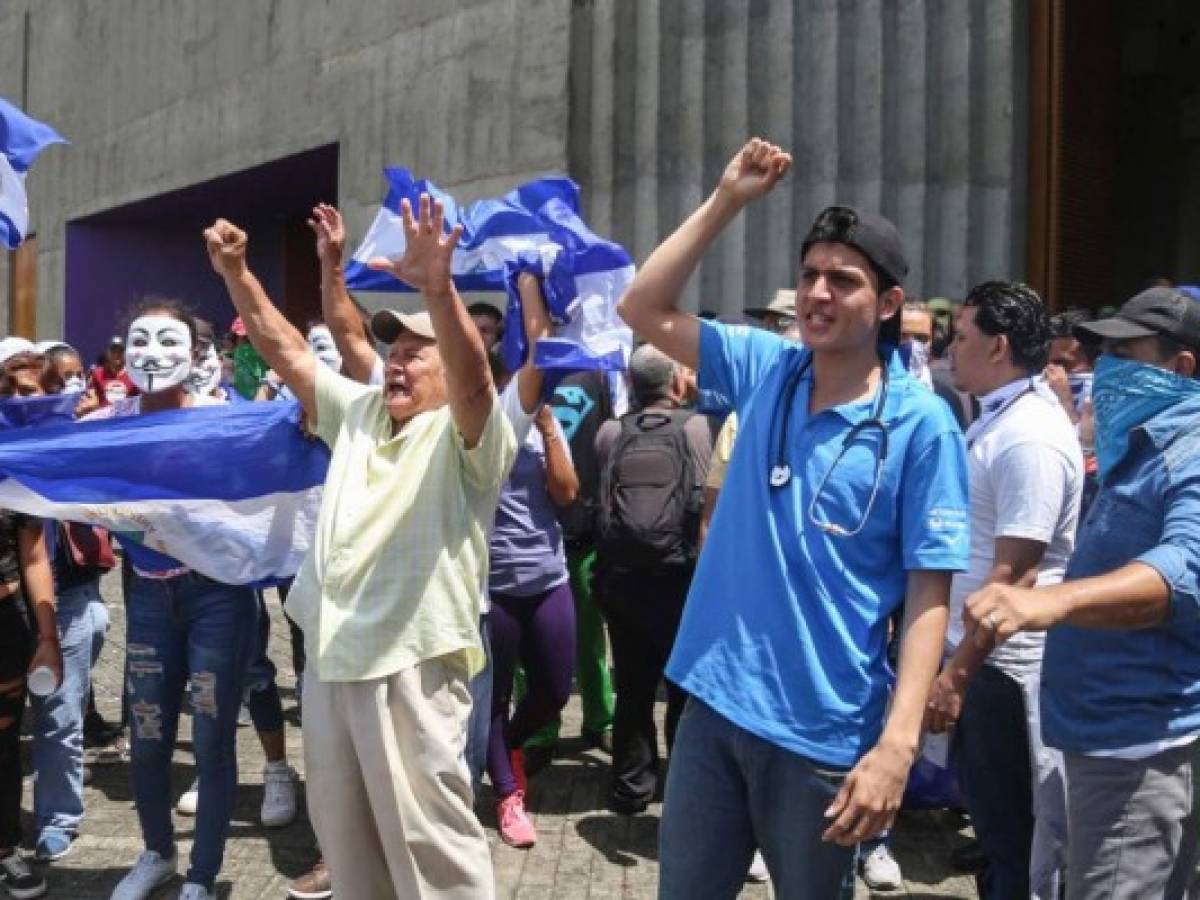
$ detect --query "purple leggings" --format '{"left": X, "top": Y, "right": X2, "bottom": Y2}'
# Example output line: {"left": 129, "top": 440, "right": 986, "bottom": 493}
{"left": 486, "top": 581, "right": 576, "bottom": 798}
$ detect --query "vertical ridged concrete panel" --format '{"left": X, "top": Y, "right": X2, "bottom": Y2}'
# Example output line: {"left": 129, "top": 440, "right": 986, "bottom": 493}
{"left": 570, "top": 0, "right": 1027, "bottom": 310}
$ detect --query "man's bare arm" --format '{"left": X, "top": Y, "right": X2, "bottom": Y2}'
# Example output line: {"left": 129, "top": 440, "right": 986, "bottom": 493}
{"left": 204, "top": 219, "right": 318, "bottom": 417}
{"left": 617, "top": 138, "right": 792, "bottom": 370}
{"left": 309, "top": 204, "right": 379, "bottom": 384}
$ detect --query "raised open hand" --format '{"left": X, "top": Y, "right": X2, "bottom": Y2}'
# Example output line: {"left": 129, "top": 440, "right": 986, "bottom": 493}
{"left": 203, "top": 218, "right": 249, "bottom": 279}
{"left": 366, "top": 193, "right": 463, "bottom": 296}
{"left": 716, "top": 137, "right": 792, "bottom": 206}
{"left": 307, "top": 203, "right": 346, "bottom": 267}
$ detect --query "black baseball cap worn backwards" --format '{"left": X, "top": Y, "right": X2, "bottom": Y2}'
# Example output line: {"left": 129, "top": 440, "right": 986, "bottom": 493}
{"left": 1077, "top": 287, "right": 1200, "bottom": 351}
{"left": 800, "top": 206, "right": 909, "bottom": 290}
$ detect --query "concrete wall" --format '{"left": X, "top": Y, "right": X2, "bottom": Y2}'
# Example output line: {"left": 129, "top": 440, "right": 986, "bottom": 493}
{"left": 2, "top": 0, "right": 1028, "bottom": 337}
{"left": 1, "top": 0, "right": 573, "bottom": 339}
{"left": 569, "top": 0, "right": 1030, "bottom": 315}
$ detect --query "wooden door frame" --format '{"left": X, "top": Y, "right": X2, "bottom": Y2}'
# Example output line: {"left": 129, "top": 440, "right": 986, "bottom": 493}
{"left": 1026, "top": 0, "right": 1063, "bottom": 306}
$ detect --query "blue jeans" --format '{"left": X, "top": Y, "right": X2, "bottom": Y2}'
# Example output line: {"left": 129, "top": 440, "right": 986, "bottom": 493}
{"left": 465, "top": 612, "right": 492, "bottom": 797}
{"left": 125, "top": 571, "right": 256, "bottom": 890}
{"left": 659, "top": 699, "right": 855, "bottom": 900}
{"left": 30, "top": 578, "right": 108, "bottom": 840}
{"left": 243, "top": 590, "right": 284, "bottom": 734}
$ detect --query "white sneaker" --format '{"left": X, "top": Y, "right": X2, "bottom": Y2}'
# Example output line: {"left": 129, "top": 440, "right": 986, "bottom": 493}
{"left": 746, "top": 850, "right": 770, "bottom": 883}
{"left": 178, "top": 883, "right": 215, "bottom": 900}
{"left": 261, "top": 763, "right": 298, "bottom": 828}
{"left": 110, "top": 850, "right": 177, "bottom": 900}
{"left": 175, "top": 778, "right": 199, "bottom": 816}
{"left": 859, "top": 841, "right": 903, "bottom": 891}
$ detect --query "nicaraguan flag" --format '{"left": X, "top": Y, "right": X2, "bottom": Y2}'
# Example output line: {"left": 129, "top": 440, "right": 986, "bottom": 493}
{"left": 0, "top": 401, "right": 328, "bottom": 585}
{"left": 0, "top": 99, "right": 67, "bottom": 249}
{"left": 346, "top": 168, "right": 633, "bottom": 375}
{"left": 0, "top": 391, "right": 80, "bottom": 431}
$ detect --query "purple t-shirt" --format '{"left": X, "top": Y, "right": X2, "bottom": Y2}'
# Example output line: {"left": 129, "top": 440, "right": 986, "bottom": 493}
{"left": 488, "top": 419, "right": 571, "bottom": 597}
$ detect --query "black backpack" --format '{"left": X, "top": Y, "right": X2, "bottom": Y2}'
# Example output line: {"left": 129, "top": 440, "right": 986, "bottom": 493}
{"left": 597, "top": 408, "right": 701, "bottom": 568}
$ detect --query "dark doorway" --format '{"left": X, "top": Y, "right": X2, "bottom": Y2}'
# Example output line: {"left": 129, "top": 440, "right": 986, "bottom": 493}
{"left": 65, "top": 144, "right": 337, "bottom": 362}
{"left": 1027, "top": 1, "right": 1200, "bottom": 309}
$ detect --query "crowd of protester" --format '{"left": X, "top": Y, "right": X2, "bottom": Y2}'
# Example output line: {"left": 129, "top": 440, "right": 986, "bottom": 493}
{"left": 0, "top": 136, "right": 1198, "bottom": 900}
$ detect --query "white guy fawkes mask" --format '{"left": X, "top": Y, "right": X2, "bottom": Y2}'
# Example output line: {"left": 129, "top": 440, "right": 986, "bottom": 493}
{"left": 185, "top": 344, "right": 222, "bottom": 396}
{"left": 126, "top": 315, "right": 193, "bottom": 394}
{"left": 307, "top": 325, "right": 342, "bottom": 371}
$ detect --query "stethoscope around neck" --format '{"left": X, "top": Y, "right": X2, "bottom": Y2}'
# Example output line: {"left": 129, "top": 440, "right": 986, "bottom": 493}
{"left": 768, "top": 354, "right": 891, "bottom": 538}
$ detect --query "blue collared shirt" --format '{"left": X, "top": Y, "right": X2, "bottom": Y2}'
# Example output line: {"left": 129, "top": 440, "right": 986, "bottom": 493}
{"left": 1042, "top": 395, "right": 1200, "bottom": 753}
{"left": 666, "top": 321, "right": 969, "bottom": 767}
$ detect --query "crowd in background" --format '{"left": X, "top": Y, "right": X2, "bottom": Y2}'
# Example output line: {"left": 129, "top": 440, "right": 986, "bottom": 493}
{"left": 0, "top": 137, "right": 1198, "bottom": 900}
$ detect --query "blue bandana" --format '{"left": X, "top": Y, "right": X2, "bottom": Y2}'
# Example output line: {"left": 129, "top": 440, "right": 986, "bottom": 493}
{"left": 1092, "top": 354, "right": 1200, "bottom": 482}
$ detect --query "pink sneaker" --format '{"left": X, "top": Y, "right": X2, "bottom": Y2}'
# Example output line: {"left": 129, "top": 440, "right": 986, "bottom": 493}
{"left": 497, "top": 791, "right": 537, "bottom": 848}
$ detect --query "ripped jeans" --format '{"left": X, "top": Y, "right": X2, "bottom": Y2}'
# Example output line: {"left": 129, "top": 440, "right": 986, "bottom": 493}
{"left": 125, "top": 571, "right": 256, "bottom": 890}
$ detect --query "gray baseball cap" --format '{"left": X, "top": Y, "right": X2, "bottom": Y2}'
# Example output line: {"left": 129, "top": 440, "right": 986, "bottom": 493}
{"left": 1077, "top": 287, "right": 1200, "bottom": 349}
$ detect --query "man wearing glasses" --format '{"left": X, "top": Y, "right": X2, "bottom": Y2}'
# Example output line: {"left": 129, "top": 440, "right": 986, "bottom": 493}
{"left": 618, "top": 137, "right": 969, "bottom": 899}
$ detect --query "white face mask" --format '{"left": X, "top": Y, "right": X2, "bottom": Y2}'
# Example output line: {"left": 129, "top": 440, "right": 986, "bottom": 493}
{"left": 64, "top": 374, "right": 85, "bottom": 393}
{"left": 185, "top": 345, "right": 222, "bottom": 395}
{"left": 307, "top": 325, "right": 342, "bottom": 371}
{"left": 126, "top": 315, "right": 193, "bottom": 394}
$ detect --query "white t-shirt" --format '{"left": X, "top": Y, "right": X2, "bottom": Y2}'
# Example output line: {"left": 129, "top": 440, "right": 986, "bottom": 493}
{"left": 947, "top": 380, "right": 1084, "bottom": 672}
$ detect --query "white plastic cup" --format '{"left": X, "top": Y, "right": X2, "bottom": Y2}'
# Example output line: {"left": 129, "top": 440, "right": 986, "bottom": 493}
{"left": 27, "top": 665, "right": 58, "bottom": 697}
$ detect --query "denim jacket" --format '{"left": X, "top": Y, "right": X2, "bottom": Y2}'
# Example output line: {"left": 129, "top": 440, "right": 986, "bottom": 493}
{"left": 1041, "top": 394, "right": 1200, "bottom": 753}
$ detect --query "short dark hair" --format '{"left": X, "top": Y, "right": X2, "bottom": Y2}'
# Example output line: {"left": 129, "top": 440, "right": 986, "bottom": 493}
{"left": 121, "top": 297, "right": 198, "bottom": 348}
{"left": 467, "top": 302, "right": 503, "bottom": 324}
{"left": 1049, "top": 307, "right": 1101, "bottom": 364}
{"left": 1049, "top": 306, "right": 1093, "bottom": 338}
{"left": 1155, "top": 334, "right": 1200, "bottom": 377}
{"left": 44, "top": 344, "right": 79, "bottom": 367}
{"left": 962, "top": 281, "right": 1051, "bottom": 373}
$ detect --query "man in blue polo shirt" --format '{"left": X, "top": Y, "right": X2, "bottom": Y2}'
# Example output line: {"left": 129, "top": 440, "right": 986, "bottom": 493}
{"left": 618, "top": 137, "right": 969, "bottom": 899}
{"left": 965, "top": 286, "right": 1200, "bottom": 900}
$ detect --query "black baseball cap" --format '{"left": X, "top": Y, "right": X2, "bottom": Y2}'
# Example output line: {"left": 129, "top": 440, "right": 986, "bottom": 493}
{"left": 1077, "top": 287, "right": 1200, "bottom": 350}
{"left": 800, "top": 206, "right": 909, "bottom": 289}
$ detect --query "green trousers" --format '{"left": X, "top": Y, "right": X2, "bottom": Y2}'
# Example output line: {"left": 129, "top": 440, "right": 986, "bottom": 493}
{"left": 520, "top": 547, "right": 614, "bottom": 747}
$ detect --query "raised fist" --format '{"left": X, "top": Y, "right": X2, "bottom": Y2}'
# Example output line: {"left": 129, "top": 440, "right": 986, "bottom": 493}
{"left": 203, "top": 219, "right": 249, "bottom": 278}
{"left": 716, "top": 137, "right": 792, "bottom": 206}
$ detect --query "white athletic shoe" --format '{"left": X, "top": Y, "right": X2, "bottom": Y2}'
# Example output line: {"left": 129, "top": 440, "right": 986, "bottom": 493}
{"left": 109, "top": 849, "right": 177, "bottom": 900}
{"left": 746, "top": 850, "right": 770, "bottom": 883}
{"left": 175, "top": 778, "right": 199, "bottom": 816}
{"left": 859, "top": 841, "right": 903, "bottom": 891}
{"left": 261, "top": 764, "right": 298, "bottom": 828}
{"left": 178, "top": 883, "right": 216, "bottom": 900}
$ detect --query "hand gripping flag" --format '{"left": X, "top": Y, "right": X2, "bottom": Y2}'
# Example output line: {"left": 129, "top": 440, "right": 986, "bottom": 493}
{"left": 0, "top": 99, "right": 67, "bottom": 249}
{"left": 0, "top": 401, "right": 329, "bottom": 584}
{"left": 346, "top": 169, "right": 633, "bottom": 377}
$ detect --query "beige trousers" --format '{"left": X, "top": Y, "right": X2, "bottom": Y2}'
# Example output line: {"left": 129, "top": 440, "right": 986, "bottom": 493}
{"left": 302, "top": 655, "right": 494, "bottom": 900}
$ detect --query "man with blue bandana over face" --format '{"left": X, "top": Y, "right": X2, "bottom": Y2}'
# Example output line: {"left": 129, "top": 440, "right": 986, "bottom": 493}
{"left": 963, "top": 286, "right": 1200, "bottom": 900}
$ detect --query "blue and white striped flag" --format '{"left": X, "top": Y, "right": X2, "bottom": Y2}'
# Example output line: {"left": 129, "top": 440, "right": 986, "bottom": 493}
{"left": 0, "top": 99, "right": 67, "bottom": 249}
{"left": 0, "top": 401, "right": 328, "bottom": 585}
{"left": 346, "top": 168, "right": 634, "bottom": 375}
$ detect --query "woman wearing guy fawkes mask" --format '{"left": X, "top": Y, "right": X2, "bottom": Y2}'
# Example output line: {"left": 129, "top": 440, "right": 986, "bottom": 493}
{"left": 84, "top": 299, "right": 258, "bottom": 900}
{"left": 185, "top": 319, "right": 243, "bottom": 404}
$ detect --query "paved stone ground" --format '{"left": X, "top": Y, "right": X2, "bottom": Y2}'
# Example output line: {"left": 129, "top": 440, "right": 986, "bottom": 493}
{"left": 19, "top": 571, "right": 979, "bottom": 898}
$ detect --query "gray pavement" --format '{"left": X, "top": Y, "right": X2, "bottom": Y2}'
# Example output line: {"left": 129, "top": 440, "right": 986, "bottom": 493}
{"left": 19, "top": 571, "right": 979, "bottom": 898}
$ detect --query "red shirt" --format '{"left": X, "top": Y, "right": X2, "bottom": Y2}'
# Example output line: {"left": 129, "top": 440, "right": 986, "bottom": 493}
{"left": 88, "top": 366, "right": 139, "bottom": 406}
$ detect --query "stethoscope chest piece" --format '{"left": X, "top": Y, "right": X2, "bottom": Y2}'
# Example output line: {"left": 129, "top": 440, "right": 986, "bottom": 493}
{"left": 769, "top": 464, "right": 791, "bottom": 488}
